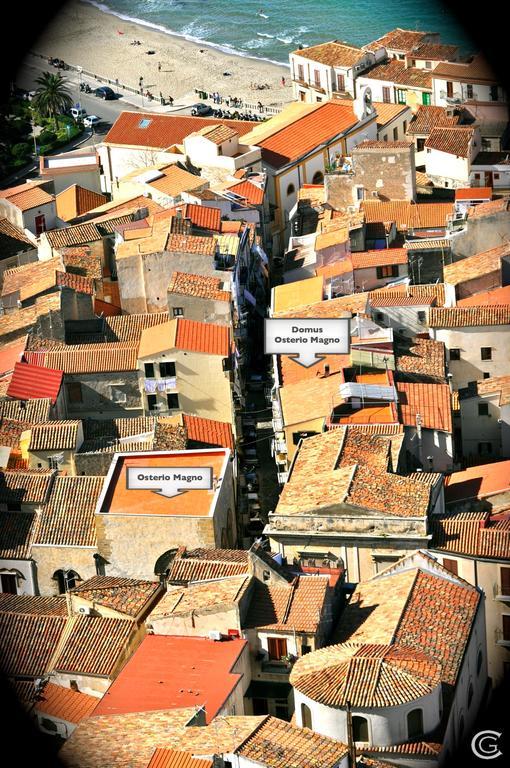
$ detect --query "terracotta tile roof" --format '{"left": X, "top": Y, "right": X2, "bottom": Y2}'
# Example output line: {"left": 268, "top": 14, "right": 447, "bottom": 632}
{"left": 369, "top": 282, "right": 446, "bottom": 307}
{"left": 238, "top": 716, "right": 348, "bottom": 768}
{"left": 0, "top": 612, "right": 67, "bottom": 677}
{"left": 51, "top": 615, "right": 136, "bottom": 676}
{"left": 457, "top": 285, "right": 510, "bottom": 307}
{"left": 0, "top": 181, "right": 54, "bottom": 212}
{"left": 407, "top": 105, "right": 460, "bottom": 135}
{"left": 103, "top": 111, "right": 253, "bottom": 148}
{"left": 33, "top": 475, "right": 104, "bottom": 547}
{"left": 274, "top": 294, "right": 366, "bottom": 320}
{"left": 0, "top": 511, "right": 37, "bottom": 558}
{"left": 71, "top": 576, "right": 161, "bottom": 617}
{"left": 187, "top": 547, "right": 249, "bottom": 563}
{"left": 150, "top": 575, "right": 250, "bottom": 619}
{"left": 1, "top": 256, "right": 62, "bottom": 301}
{"left": 34, "top": 682, "right": 98, "bottom": 724}
{"left": 26, "top": 343, "right": 139, "bottom": 373}
{"left": 432, "top": 55, "right": 498, "bottom": 85}
{"left": 56, "top": 270, "right": 95, "bottom": 294}
{"left": 257, "top": 101, "right": 359, "bottom": 169}
{"left": 147, "top": 166, "right": 205, "bottom": 198}
{"left": 0, "top": 216, "right": 34, "bottom": 250}
{"left": 425, "top": 126, "right": 475, "bottom": 158}
{"left": 168, "top": 271, "right": 230, "bottom": 301}
{"left": 396, "top": 338, "right": 446, "bottom": 381}
{"left": 0, "top": 295, "right": 60, "bottom": 342}
{"left": 168, "top": 553, "right": 249, "bottom": 584}
{"left": 195, "top": 123, "right": 239, "bottom": 144}
{"left": 404, "top": 237, "right": 449, "bottom": 250}
{"left": 175, "top": 318, "right": 230, "bottom": 356}
{"left": 455, "top": 187, "right": 492, "bottom": 201}
{"left": 28, "top": 420, "right": 80, "bottom": 451}
{"left": 355, "top": 140, "right": 413, "bottom": 150}
{"left": 397, "top": 381, "right": 452, "bottom": 432}
{"left": 56, "top": 185, "right": 107, "bottom": 222}
{"left": 429, "top": 305, "right": 510, "bottom": 327}
{"left": 315, "top": 260, "right": 353, "bottom": 279}
{"left": 0, "top": 593, "right": 66, "bottom": 615}
{"left": 106, "top": 312, "right": 170, "bottom": 342}
{"left": 467, "top": 197, "right": 510, "bottom": 219}
{"left": 79, "top": 194, "right": 165, "bottom": 220}
{"left": 61, "top": 710, "right": 264, "bottom": 768}
{"left": 7, "top": 362, "right": 64, "bottom": 408}
{"left": 182, "top": 413, "right": 234, "bottom": 450}
{"left": 0, "top": 336, "right": 27, "bottom": 377}
{"left": 476, "top": 374, "right": 510, "bottom": 406}
{"left": 361, "top": 200, "right": 453, "bottom": 230}
{"left": 351, "top": 248, "right": 408, "bottom": 269}
{"left": 279, "top": 352, "right": 350, "bottom": 387}
{"left": 0, "top": 468, "right": 54, "bottom": 504}
{"left": 226, "top": 179, "right": 265, "bottom": 206}
{"left": 165, "top": 233, "right": 217, "bottom": 256}
{"left": 0, "top": 417, "right": 26, "bottom": 450}
{"left": 443, "top": 243, "right": 509, "bottom": 286}
{"left": 166, "top": 203, "right": 221, "bottom": 231}
{"left": 445, "top": 460, "right": 510, "bottom": 503}
{"left": 146, "top": 750, "right": 212, "bottom": 768}
{"left": 0, "top": 397, "right": 51, "bottom": 423}
{"left": 151, "top": 418, "right": 187, "bottom": 452}
{"left": 373, "top": 102, "right": 410, "bottom": 128}
{"left": 347, "top": 465, "right": 431, "bottom": 518}
{"left": 279, "top": 371, "right": 345, "bottom": 427}
{"left": 409, "top": 42, "right": 459, "bottom": 60}
{"left": 291, "top": 642, "right": 441, "bottom": 707}
{"left": 292, "top": 39, "right": 364, "bottom": 66}
{"left": 83, "top": 416, "right": 156, "bottom": 441}
{"left": 365, "top": 28, "right": 431, "bottom": 54}
{"left": 361, "top": 59, "right": 432, "bottom": 88}
{"left": 431, "top": 510, "right": 510, "bottom": 560}
{"left": 44, "top": 222, "right": 103, "bottom": 248}
{"left": 244, "top": 575, "right": 330, "bottom": 633}
{"left": 361, "top": 743, "right": 442, "bottom": 757}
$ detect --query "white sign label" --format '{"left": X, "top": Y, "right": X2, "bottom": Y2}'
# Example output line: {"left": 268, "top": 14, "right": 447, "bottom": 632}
{"left": 265, "top": 318, "right": 350, "bottom": 368}
{"left": 126, "top": 466, "right": 213, "bottom": 499}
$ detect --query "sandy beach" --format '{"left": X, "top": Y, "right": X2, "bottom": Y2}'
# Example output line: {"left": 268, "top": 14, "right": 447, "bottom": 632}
{"left": 28, "top": 1, "right": 292, "bottom": 108}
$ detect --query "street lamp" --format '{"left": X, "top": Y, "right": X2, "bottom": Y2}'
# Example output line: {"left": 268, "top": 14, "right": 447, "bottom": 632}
{"left": 31, "top": 120, "right": 38, "bottom": 157}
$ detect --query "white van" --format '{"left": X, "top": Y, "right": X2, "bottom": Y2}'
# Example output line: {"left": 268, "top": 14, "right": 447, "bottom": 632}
{"left": 70, "top": 107, "right": 87, "bottom": 121}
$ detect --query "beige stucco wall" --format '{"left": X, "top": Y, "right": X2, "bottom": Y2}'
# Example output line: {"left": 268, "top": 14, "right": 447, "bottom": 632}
{"left": 431, "top": 325, "right": 510, "bottom": 390}
{"left": 28, "top": 448, "right": 76, "bottom": 474}
{"left": 32, "top": 546, "right": 98, "bottom": 596}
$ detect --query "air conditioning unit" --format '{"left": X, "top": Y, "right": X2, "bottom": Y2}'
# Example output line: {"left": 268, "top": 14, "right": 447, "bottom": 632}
{"left": 209, "top": 630, "right": 222, "bottom": 641}
{"left": 78, "top": 606, "right": 91, "bottom": 615}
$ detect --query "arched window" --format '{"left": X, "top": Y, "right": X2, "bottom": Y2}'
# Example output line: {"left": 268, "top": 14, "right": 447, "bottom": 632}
{"left": 286, "top": 183, "right": 295, "bottom": 196}
{"left": 407, "top": 708, "right": 424, "bottom": 739}
{"left": 476, "top": 649, "right": 483, "bottom": 675}
{"left": 468, "top": 683, "right": 474, "bottom": 709}
{"left": 53, "top": 569, "right": 81, "bottom": 594}
{"left": 312, "top": 170, "right": 324, "bottom": 184}
{"left": 301, "top": 702, "right": 312, "bottom": 729}
{"left": 352, "top": 715, "right": 369, "bottom": 742}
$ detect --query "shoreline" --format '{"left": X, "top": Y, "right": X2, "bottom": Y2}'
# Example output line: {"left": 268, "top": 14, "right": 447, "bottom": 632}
{"left": 27, "top": 0, "right": 293, "bottom": 108}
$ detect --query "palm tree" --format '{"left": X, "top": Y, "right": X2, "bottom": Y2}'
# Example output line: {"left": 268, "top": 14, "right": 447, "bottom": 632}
{"left": 32, "top": 71, "right": 73, "bottom": 131}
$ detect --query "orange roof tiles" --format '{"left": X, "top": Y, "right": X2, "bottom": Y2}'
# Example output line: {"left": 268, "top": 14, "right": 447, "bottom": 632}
{"left": 182, "top": 413, "right": 234, "bottom": 450}
{"left": 430, "top": 511, "right": 510, "bottom": 561}
{"left": 103, "top": 111, "right": 253, "bottom": 149}
{"left": 445, "top": 460, "right": 510, "bottom": 502}
{"left": 55, "top": 184, "right": 107, "bottom": 222}
{"left": 455, "top": 187, "right": 492, "bottom": 201}
{"left": 29, "top": 420, "right": 80, "bottom": 451}
{"left": 0, "top": 336, "right": 26, "bottom": 377}
{"left": 35, "top": 682, "right": 98, "bottom": 724}
{"left": 476, "top": 374, "right": 510, "bottom": 406}
{"left": 355, "top": 140, "right": 413, "bottom": 150}
{"left": 443, "top": 243, "right": 508, "bottom": 286}
{"left": 226, "top": 179, "right": 265, "bottom": 206}
{"left": 369, "top": 282, "right": 446, "bottom": 306}
{"left": 397, "top": 381, "right": 452, "bottom": 432}
{"left": 365, "top": 28, "right": 431, "bottom": 54}
{"left": 315, "top": 260, "right": 353, "bottom": 279}
{"left": 396, "top": 337, "right": 446, "bottom": 381}
{"left": 93, "top": 635, "right": 246, "bottom": 723}
{"left": 374, "top": 101, "right": 410, "bottom": 127}
{"left": 467, "top": 197, "right": 510, "bottom": 219}
{"left": 0, "top": 511, "right": 38, "bottom": 559}
{"left": 0, "top": 613, "right": 67, "bottom": 676}
{"left": 280, "top": 353, "right": 350, "bottom": 386}
{"left": 166, "top": 203, "right": 221, "bottom": 231}
{"left": 175, "top": 317, "right": 230, "bottom": 356}
{"left": 429, "top": 305, "right": 510, "bottom": 327}
{"left": 425, "top": 126, "right": 475, "bottom": 158}
{"left": 408, "top": 42, "right": 459, "bottom": 60}
{"left": 360, "top": 59, "right": 432, "bottom": 89}
{"left": 195, "top": 123, "right": 239, "bottom": 144}
{"left": 25, "top": 343, "right": 139, "bottom": 373}
{"left": 432, "top": 54, "right": 498, "bottom": 85}
{"left": 166, "top": 233, "right": 217, "bottom": 255}
{"left": 361, "top": 200, "right": 453, "bottom": 230}
{"left": 51, "top": 616, "right": 136, "bottom": 676}
{"left": 0, "top": 181, "right": 54, "bottom": 212}
{"left": 7, "top": 361, "right": 63, "bottom": 403}
{"left": 244, "top": 575, "right": 330, "bottom": 633}
{"left": 168, "top": 272, "right": 230, "bottom": 302}
{"left": 1, "top": 256, "right": 62, "bottom": 301}
{"left": 292, "top": 40, "right": 364, "bottom": 67}
{"left": 257, "top": 101, "right": 360, "bottom": 169}
{"left": 147, "top": 166, "right": 205, "bottom": 198}
{"left": 56, "top": 270, "right": 95, "bottom": 294}
{"left": 351, "top": 248, "right": 408, "bottom": 269}
{"left": 146, "top": 750, "right": 212, "bottom": 768}
{"left": 0, "top": 593, "right": 66, "bottom": 616}
{"left": 71, "top": 576, "right": 162, "bottom": 617}
{"left": 33, "top": 475, "right": 104, "bottom": 547}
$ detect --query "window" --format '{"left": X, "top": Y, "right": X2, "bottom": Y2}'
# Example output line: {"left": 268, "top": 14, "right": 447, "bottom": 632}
{"left": 35, "top": 214, "right": 46, "bottom": 235}
{"left": 403, "top": 120, "right": 407, "bottom": 133}
{"left": 503, "top": 615, "right": 510, "bottom": 641}
{"left": 262, "top": 569, "right": 270, "bottom": 582}
{"left": 467, "top": 682, "right": 474, "bottom": 709}
{"left": 267, "top": 637, "right": 288, "bottom": 660}
{"left": 297, "top": 63, "right": 304, "bottom": 81}
{"left": 147, "top": 394, "right": 158, "bottom": 411}
{"left": 393, "top": 127, "right": 399, "bottom": 140}
{"left": 407, "top": 709, "right": 424, "bottom": 739}
{"left": 494, "top": 173, "right": 500, "bottom": 180}
{"left": 301, "top": 644, "right": 312, "bottom": 655}
{"left": 301, "top": 703, "right": 313, "bottom": 729}
{"left": 352, "top": 716, "right": 369, "bottom": 742}
{"left": 478, "top": 403, "right": 489, "bottom": 416}
{"left": 312, "top": 170, "right": 324, "bottom": 184}
{"left": 159, "top": 361, "right": 176, "bottom": 377}
{"left": 172, "top": 307, "right": 184, "bottom": 317}
{"left": 449, "top": 348, "right": 461, "bottom": 361}
{"left": 382, "top": 86, "right": 391, "bottom": 103}
{"left": 376, "top": 265, "right": 398, "bottom": 279}
{"left": 425, "top": 60, "right": 432, "bottom": 69}
{"left": 337, "top": 73, "right": 345, "bottom": 91}
{"left": 500, "top": 567, "right": 510, "bottom": 596}
{"left": 417, "top": 138, "right": 426, "bottom": 152}
{"left": 474, "top": 173, "right": 481, "bottom": 180}
{"left": 490, "top": 85, "right": 498, "bottom": 101}
{"left": 356, "top": 186, "right": 364, "bottom": 201}
{"left": 483, "top": 372, "right": 491, "bottom": 379}
{"left": 0, "top": 573, "right": 17, "bottom": 594}
{"left": 286, "top": 183, "right": 295, "bottom": 196}
{"left": 481, "top": 347, "right": 492, "bottom": 361}
{"left": 446, "top": 81, "right": 453, "bottom": 98}
{"left": 53, "top": 569, "right": 80, "bottom": 594}
{"left": 144, "top": 362, "right": 155, "bottom": 378}
{"left": 396, "top": 89, "right": 406, "bottom": 104}
{"left": 417, "top": 311, "right": 426, "bottom": 324}
{"left": 66, "top": 382, "right": 83, "bottom": 403}
{"left": 167, "top": 393, "right": 179, "bottom": 410}
{"left": 443, "top": 558, "right": 458, "bottom": 575}
{"left": 313, "top": 69, "right": 321, "bottom": 87}
{"left": 478, "top": 442, "right": 493, "bottom": 455}
{"left": 466, "top": 84, "right": 474, "bottom": 99}
{"left": 477, "top": 649, "right": 483, "bottom": 675}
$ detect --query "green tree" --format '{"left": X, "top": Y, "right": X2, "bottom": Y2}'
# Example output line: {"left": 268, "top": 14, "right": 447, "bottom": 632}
{"left": 31, "top": 71, "right": 73, "bottom": 131}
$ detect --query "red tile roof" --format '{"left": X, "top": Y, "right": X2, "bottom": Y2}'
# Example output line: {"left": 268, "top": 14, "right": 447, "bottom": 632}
{"left": 257, "top": 102, "right": 360, "bottom": 169}
{"left": 432, "top": 54, "right": 498, "bottom": 85}
{"left": 0, "top": 336, "right": 26, "bottom": 377}
{"left": 175, "top": 318, "right": 230, "bottom": 356}
{"left": 244, "top": 576, "right": 330, "bottom": 633}
{"left": 0, "top": 613, "right": 67, "bottom": 676}
{"left": 361, "top": 200, "right": 453, "bottom": 230}
{"left": 430, "top": 511, "right": 510, "bottom": 560}
{"left": 7, "top": 361, "right": 63, "bottom": 404}
{"left": 457, "top": 285, "right": 510, "bottom": 307}
{"left": 146, "top": 750, "right": 212, "bottom": 768}
{"left": 360, "top": 59, "right": 432, "bottom": 88}
{"left": 182, "top": 414, "right": 234, "bottom": 450}
{"left": 429, "top": 305, "right": 510, "bottom": 327}
{"left": 397, "top": 381, "right": 452, "bottom": 433}
{"left": 425, "top": 126, "right": 475, "bottom": 158}
{"left": 33, "top": 475, "right": 104, "bottom": 547}
{"left": 55, "top": 185, "right": 107, "bottom": 222}
{"left": 226, "top": 180, "right": 265, "bottom": 206}
{"left": 35, "top": 682, "right": 98, "bottom": 724}
{"left": 168, "top": 272, "right": 230, "bottom": 302}
{"left": 0, "top": 593, "right": 66, "bottom": 615}
{"left": 365, "top": 28, "right": 431, "bottom": 54}
{"left": 455, "top": 187, "right": 492, "bottom": 201}
{"left": 56, "top": 270, "right": 95, "bottom": 294}
{"left": 25, "top": 343, "right": 139, "bottom": 374}
{"left": 351, "top": 248, "right": 408, "bottom": 269}
{"left": 0, "top": 182, "right": 54, "bottom": 212}
{"left": 443, "top": 243, "right": 509, "bottom": 286}
{"left": 93, "top": 635, "right": 247, "bottom": 723}
{"left": 467, "top": 197, "right": 510, "bottom": 219}
{"left": 0, "top": 510, "right": 38, "bottom": 559}
{"left": 103, "top": 112, "right": 253, "bottom": 149}
{"left": 166, "top": 203, "right": 221, "bottom": 231}
{"left": 51, "top": 616, "right": 136, "bottom": 676}
{"left": 445, "top": 460, "right": 510, "bottom": 503}
{"left": 71, "top": 576, "right": 161, "bottom": 617}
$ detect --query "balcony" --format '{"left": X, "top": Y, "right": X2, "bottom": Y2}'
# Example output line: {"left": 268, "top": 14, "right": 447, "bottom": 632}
{"left": 261, "top": 658, "right": 294, "bottom": 674}
{"left": 144, "top": 377, "right": 177, "bottom": 393}
{"left": 293, "top": 77, "right": 310, "bottom": 89}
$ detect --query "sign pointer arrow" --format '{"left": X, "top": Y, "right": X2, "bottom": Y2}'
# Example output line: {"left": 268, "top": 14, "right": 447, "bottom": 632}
{"left": 288, "top": 351, "right": 327, "bottom": 369}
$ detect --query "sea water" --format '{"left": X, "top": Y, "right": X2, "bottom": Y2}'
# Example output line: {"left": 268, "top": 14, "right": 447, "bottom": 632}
{"left": 82, "top": 0, "right": 474, "bottom": 66}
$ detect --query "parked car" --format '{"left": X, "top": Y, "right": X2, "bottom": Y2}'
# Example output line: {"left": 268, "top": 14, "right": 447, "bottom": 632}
{"left": 70, "top": 107, "right": 87, "bottom": 121}
{"left": 95, "top": 86, "right": 115, "bottom": 100}
{"left": 83, "top": 115, "right": 101, "bottom": 128}
{"left": 190, "top": 103, "right": 213, "bottom": 116}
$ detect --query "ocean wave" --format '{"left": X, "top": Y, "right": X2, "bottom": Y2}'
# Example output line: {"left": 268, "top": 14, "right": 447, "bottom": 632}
{"left": 257, "top": 32, "right": 275, "bottom": 39}
{"left": 276, "top": 37, "right": 294, "bottom": 44}
{"left": 80, "top": 0, "right": 290, "bottom": 67}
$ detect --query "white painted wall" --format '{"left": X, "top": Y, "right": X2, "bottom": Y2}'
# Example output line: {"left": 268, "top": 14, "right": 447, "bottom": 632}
{"left": 0, "top": 559, "right": 37, "bottom": 595}
{"left": 430, "top": 325, "right": 510, "bottom": 389}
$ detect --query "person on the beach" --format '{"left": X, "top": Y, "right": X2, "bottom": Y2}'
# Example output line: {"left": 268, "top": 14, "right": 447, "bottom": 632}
{"left": 168, "top": 95, "right": 174, "bottom": 106}
{"left": 281, "top": 76, "right": 286, "bottom": 86}
{"left": 158, "top": 62, "right": 161, "bottom": 72}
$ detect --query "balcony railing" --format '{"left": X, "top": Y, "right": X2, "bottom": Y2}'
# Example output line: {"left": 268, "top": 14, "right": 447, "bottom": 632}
{"left": 261, "top": 658, "right": 293, "bottom": 674}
